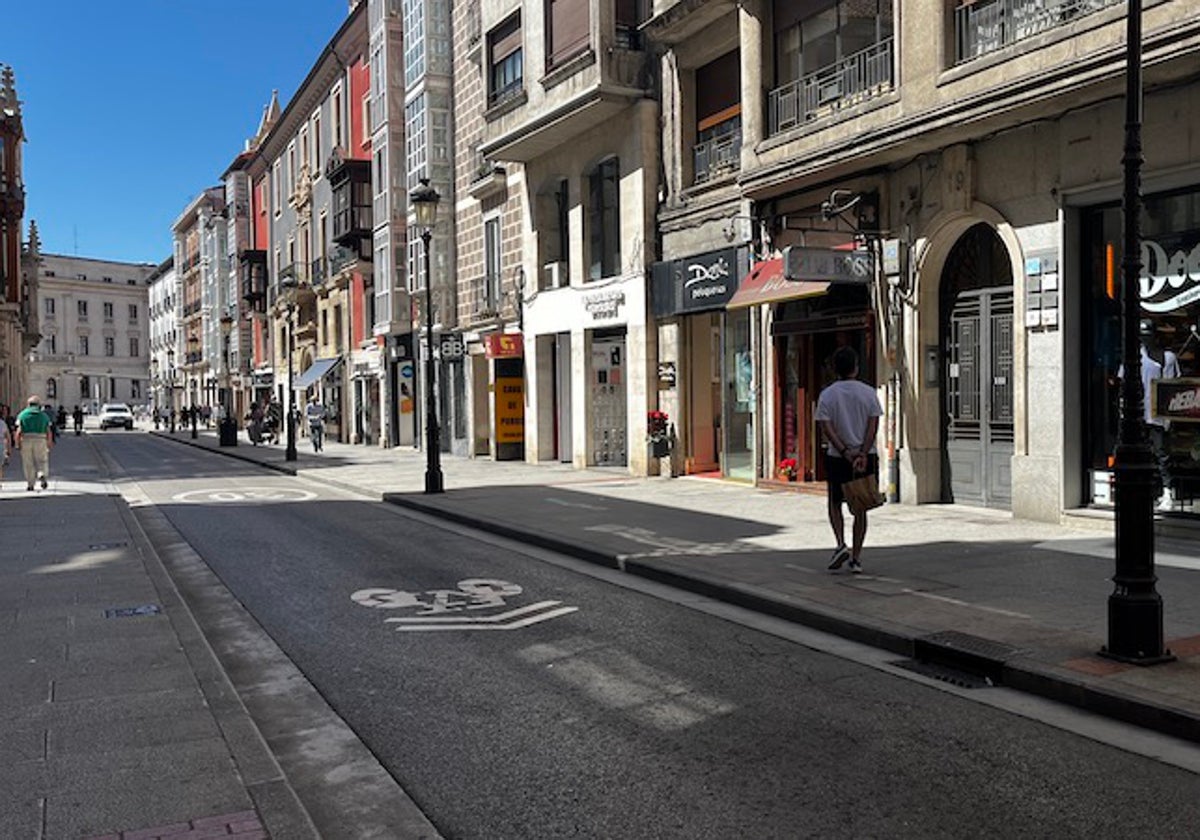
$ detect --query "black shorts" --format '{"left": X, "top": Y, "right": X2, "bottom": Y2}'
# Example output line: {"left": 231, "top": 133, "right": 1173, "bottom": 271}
{"left": 825, "top": 453, "right": 879, "bottom": 506}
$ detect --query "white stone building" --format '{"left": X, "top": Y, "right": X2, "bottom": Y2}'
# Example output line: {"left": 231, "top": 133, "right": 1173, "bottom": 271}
{"left": 28, "top": 253, "right": 154, "bottom": 413}
{"left": 147, "top": 257, "right": 178, "bottom": 416}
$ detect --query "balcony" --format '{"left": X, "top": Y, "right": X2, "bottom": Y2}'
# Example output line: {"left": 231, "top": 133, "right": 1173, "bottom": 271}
{"left": 467, "top": 147, "right": 507, "bottom": 200}
{"left": 328, "top": 244, "right": 359, "bottom": 278}
{"left": 329, "top": 154, "right": 372, "bottom": 260}
{"left": 311, "top": 257, "right": 327, "bottom": 289}
{"left": 693, "top": 126, "right": 741, "bottom": 184}
{"left": 240, "top": 249, "right": 268, "bottom": 305}
{"left": 955, "top": 0, "right": 1122, "bottom": 63}
{"left": 769, "top": 38, "right": 894, "bottom": 136}
{"left": 480, "top": 41, "right": 654, "bottom": 163}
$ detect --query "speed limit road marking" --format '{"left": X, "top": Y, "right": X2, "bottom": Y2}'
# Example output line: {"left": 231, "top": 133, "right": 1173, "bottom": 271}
{"left": 172, "top": 487, "right": 318, "bottom": 504}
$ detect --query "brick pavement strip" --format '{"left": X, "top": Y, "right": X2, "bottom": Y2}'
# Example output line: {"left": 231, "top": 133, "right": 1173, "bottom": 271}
{"left": 85, "top": 810, "right": 267, "bottom": 840}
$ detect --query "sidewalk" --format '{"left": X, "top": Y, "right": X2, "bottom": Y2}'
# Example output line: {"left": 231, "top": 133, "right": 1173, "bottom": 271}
{"left": 0, "top": 431, "right": 313, "bottom": 839}
{"left": 155, "top": 425, "right": 1200, "bottom": 745}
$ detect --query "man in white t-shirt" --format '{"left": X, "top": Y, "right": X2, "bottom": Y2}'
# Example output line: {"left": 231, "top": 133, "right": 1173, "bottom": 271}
{"left": 815, "top": 346, "right": 883, "bottom": 574}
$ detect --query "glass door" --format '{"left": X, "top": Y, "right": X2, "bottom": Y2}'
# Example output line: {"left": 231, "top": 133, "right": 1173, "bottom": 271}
{"left": 723, "top": 308, "right": 754, "bottom": 480}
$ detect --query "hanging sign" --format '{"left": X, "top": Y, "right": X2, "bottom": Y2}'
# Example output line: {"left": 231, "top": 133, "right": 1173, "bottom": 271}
{"left": 783, "top": 246, "right": 873, "bottom": 283}
{"left": 484, "top": 333, "right": 524, "bottom": 359}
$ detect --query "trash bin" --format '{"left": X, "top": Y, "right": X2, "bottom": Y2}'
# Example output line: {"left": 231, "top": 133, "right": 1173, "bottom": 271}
{"left": 219, "top": 417, "right": 238, "bottom": 447}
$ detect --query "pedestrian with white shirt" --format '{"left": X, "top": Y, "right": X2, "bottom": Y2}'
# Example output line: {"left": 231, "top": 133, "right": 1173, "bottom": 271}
{"left": 815, "top": 346, "right": 883, "bottom": 574}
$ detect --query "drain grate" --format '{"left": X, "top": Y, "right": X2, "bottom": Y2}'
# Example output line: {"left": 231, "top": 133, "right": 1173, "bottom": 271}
{"left": 891, "top": 659, "right": 995, "bottom": 689}
{"left": 104, "top": 604, "right": 161, "bottom": 619}
{"left": 88, "top": 542, "right": 128, "bottom": 551}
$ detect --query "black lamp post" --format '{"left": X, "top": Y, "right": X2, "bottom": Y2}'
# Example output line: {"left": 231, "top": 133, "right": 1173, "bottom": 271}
{"left": 1103, "top": 0, "right": 1172, "bottom": 665}
{"left": 167, "top": 347, "right": 177, "bottom": 433}
{"left": 410, "top": 177, "right": 443, "bottom": 494}
{"left": 281, "top": 276, "right": 298, "bottom": 461}
{"left": 187, "top": 335, "right": 199, "bottom": 439}
{"left": 219, "top": 312, "right": 237, "bottom": 446}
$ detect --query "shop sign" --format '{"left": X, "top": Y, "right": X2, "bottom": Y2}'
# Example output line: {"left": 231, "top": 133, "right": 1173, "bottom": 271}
{"left": 484, "top": 333, "right": 524, "bottom": 358}
{"left": 440, "top": 332, "right": 466, "bottom": 360}
{"left": 650, "top": 247, "right": 741, "bottom": 316}
{"left": 1141, "top": 241, "right": 1200, "bottom": 313}
{"left": 783, "top": 246, "right": 873, "bottom": 284}
{"left": 583, "top": 289, "right": 626, "bottom": 321}
{"left": 494, "top": 376, "right": 525, "bottom": 443}
{"left": 1153, "top": 378, "right": 1200, "bottom": 423}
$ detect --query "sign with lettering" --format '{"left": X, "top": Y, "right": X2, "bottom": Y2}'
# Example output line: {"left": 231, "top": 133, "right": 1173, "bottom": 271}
{"left": 440, "top": 333, "right": 465, "bottom": 360}
{"left": 783, "top": 246, "right": 873, "bottom": 284}
{"left": 1153, "top": 378, "right": 1200, "bottom": 423}
{"left": 650, "top": 248, "right": 742, "bottom": 316}
{"left": 1141, "top": 241, "right": 1200, "bottom": 313}
{"left": 484, "top": 333, "right": 524, "bottom": 359}
{"left": 582, "top": 289, "right": 626, "bottom": 321}
{"left": 495, "top": 375, "right": 525, "bottom": 443}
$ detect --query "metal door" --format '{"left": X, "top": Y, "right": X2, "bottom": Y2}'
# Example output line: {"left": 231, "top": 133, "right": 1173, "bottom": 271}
{"left": 945, "top": 288, "right": 1013, "bottom": 507}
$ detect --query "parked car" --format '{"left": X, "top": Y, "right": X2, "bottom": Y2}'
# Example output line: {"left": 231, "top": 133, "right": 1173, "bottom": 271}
{"left": 98, "top": 403, "right": 135, "bottom": 430}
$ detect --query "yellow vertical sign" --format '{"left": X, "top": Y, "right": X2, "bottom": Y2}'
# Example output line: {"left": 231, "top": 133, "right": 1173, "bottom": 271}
{"left": 495, "top": 376, "right": 524, "bottom": 444}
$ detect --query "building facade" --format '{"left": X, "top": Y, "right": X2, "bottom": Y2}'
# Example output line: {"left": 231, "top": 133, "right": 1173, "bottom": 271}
{"left": 147, "top": 257, "right": 178, "bottom": 416}
{"left": 28, "top": 253, "right": 154, "bottom": 412}
{"left": 478, "top": 0, "right": 660, "bottom": 474}
{"left": 0, "top": 64, "right": 35, "bottom": 407}
{"left": 172, "top": 188, "right": 225, "bottom": 413}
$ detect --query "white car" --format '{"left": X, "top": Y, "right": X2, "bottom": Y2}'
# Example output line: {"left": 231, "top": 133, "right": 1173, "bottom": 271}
{"left": 98, "top": 403, "right": 135, "bottom": 430}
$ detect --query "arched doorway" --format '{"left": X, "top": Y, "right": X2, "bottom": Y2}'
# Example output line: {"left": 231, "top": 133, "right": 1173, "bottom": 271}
{"left": 940, "top": 223, "right": 1014, "bottom": 508}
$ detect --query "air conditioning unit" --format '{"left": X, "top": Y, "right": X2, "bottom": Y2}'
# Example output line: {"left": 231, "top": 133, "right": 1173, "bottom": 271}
{"left": 543, "top": 261, "right": 567, "bottom": 289}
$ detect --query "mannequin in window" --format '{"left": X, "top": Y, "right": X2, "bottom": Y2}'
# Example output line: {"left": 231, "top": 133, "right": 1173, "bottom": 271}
{"left": 1129, "top": 318, "right": 1181, "bottom": 509}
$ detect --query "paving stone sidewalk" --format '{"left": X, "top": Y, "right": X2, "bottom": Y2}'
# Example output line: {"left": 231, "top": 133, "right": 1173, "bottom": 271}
{"left": 0, "top": 431, "right": 312, "bottom": 839}
{"left": 156, "top": 425, "right": 1200, "bottom": 745}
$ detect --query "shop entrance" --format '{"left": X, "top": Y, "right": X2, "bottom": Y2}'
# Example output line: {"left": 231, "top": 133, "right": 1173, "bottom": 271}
{"left": 941, "top": 224, "right": 1014, "bottom": 508}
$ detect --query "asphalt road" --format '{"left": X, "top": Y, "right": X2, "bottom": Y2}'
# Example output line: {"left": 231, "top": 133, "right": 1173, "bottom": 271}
{"left": 99, "top": 432, "right": 1200, "bottom": 839}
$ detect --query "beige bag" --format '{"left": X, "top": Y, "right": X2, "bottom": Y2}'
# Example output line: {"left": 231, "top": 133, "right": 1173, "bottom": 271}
{"left": 842, "top": 473, "right": 885, "bottom": 515}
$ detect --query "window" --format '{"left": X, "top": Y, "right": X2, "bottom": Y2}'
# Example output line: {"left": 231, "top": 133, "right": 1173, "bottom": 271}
{"left": 405, "top": 97, "right": 427, "bottom": 190}
{"left": 299, "top": 128, "right": 309, "bottom": 175}
{"left": 587, "top": 158, "right": 621, "bottom": 280}
{"left": 403, "top": 0, "right": 426, "bottom": 86}
{"left": 130, "top": 337, "right": 140, "bottom": 357}
{"left": 548, "top": 0, "right": 589, "bottom": 66}
{"left": 102, "top": 276, "right": 112, "bottom": 283}
{"left": 105, "top": 337, "right": 115, "bottom": 357}
{"left": 44, "top": 297, "right": 55, "bottom": 315}
{"left": 773, "top": 0, "right": 893, "bottom": 90}
{"left": 79, "top": 336, "right": 89, "bottom": 356}
{"left": 321, "top": 308, "right": 329, "bottom": 344}
{"left": 312, "top": 111, "right": 322, "bottom": 176}
{"left": 131, "top": 380, "right": 142, "bottom": 399}
{"left": 78, "top": 300, "right": 88, "bottom": 319}
{"left": 694, "top": 51, "right": 742, "bottom": 183}
{"left": 288, "top": 142, "right": 298, "bottom": 193}
{"left": 80, "top": 374, "right": 90, "bottom": 396}
{"left": 484, "top": 215, "right": 501, "bottom": 313}
{"left": 488, "top": 14, "right": 523, "bottom": 106}
{"left": 46, "top": 334, "right": 57, "bottom": 354}
{"left": 556, "top": 179, "right": 570, "bottom": 268}
{"left": 332, "top": 83, "right": 344, "bottom": 149}
{"left": 47, "top": 378, "right": 57, "bottom": 399}
{"left": 129, "top": 303, "right": 138, "bottom": 321}
{"left": 103, "top": 301, "right": 114, "bottom": 321}
{"left": 273, "top": 160, "right": 283, "bottom": 215}
{"left": 334, "top": 304, "right": 344, "bottom": 349}
{"left": 362, "top": 94, "right": 371, "bottom": 140}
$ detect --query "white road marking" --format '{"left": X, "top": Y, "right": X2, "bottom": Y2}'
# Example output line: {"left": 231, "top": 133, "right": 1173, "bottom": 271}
{"left": 172, "top": 487, "right": 318, "bottom": 504}
{"left": 385, "top": 600, "right": 566, "bottom": 624}
{"left": 546, "top": 497, "right": 608, "bottom": 510}
{"left": 391, "top": 606, "right": 579, "bottom": 632}
{"left": 902, "top": 589, "right": 1032, "bottom": 619}
{"left": 586, "top": 524, "right": 770, "bottom": 558}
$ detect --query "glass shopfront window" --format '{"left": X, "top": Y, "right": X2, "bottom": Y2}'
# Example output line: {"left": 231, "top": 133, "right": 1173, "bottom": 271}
{"left": 723, "top": 307, "right": 755, "bottom": 480}
{"left": 1082, "top": 187, "right": 1200, "bottom": 514}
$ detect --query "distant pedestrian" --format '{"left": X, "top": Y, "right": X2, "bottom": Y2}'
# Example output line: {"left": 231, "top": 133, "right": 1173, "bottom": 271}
{"left": 0, "top": 406, "right": 12, "bottom": 481}
{"left": 44, "top": 403, "right": 59, "bottom": 444}
{"left": 56, "top": 405, "right": 68, "bottom": 431}
{"left": 305, "top": 395, "right": 327, "bottom": 452}
{"left": 815, "top": 346, "right": 883, "bottom": 574}
{"left": 72, "top": 405, "right": 84, "bottom": 435}
{"left": 15, "top": 395, "right": 54, "bottom": 491}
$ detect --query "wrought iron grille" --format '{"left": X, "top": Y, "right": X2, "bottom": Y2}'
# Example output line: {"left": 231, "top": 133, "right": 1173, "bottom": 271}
{"left": 955, "top": 0, "right": 1122, "bottom": 63}
{"left": 769, "top": 38, "right": 894, "bottom": 136}
{"left": 694, "top": 128, "right": 742, "bottom": 184}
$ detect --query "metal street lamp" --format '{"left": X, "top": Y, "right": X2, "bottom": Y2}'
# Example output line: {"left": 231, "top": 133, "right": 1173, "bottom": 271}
{"left": 410, "top": 177, "right": 443, "bottom": 494}
{"left": 1103, "top": 0, "right": 1172, "bottom": 665}
{"left": 167, "top": 346, "right": 177, "bottom": 433}
{"left": 280, "top": 276, "right": 299, "bottom": 461}
{"left": 187, "top": 335, "right": 199, "bottom": 439}
{"left": 219, "top": 312, "right": 237, "bottom": 447}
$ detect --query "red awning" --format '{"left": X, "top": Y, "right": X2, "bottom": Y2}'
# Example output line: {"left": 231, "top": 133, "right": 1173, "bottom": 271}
{"left": 727, "top": 258, "right": 830, "bottom": 309}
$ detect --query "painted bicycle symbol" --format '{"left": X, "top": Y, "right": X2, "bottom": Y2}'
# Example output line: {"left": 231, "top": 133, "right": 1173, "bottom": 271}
{"left": 351, "top": 579, "right": 577, "bottom": 632}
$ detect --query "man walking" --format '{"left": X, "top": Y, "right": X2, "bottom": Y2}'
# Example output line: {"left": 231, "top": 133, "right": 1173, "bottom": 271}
{"left": 305, "top": 395, "right": 327, "bottom": 452}
{"left": 15, "top": 395, "right": 54, "bottom": 491}
{"left": 815, "top": 346, "right": 883, "bottom": 574}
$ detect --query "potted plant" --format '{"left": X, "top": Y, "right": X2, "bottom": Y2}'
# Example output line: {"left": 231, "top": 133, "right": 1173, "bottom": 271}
{"left": 647, "top": 409, "right": 671, "bottom": 458}
{"left": 778, "top": 457, "right": 798, "bottom": 482}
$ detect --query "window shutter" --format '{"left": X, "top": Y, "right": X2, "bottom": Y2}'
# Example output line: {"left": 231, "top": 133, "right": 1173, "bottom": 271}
{"left": 491, "top": 15, "right": 522, "bottom": 62}
{"left": 550, "top": 0, "right": 590, "bottom": 66}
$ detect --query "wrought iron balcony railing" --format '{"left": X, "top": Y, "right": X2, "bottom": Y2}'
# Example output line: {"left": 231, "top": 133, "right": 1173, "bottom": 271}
{"left": 769, "top": 38, "right": 894, "bottom": 136}
{"left": 955, "top": 0, "right": 1121, "bottom": 63}
{"left": 694, "top": 127, "right": 742, "bottom": 184}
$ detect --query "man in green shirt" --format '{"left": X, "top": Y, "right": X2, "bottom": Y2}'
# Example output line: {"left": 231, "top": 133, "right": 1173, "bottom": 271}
{"left": 15, "top": 395, "right": 53, "bottom": 491}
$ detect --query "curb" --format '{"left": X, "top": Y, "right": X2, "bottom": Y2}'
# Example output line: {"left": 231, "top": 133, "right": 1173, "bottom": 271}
{"left": 150, "top": 430, "right": 298, "bottom": 475}
{"left": 154, "top": 433, "right": 1200, "bottom": 749}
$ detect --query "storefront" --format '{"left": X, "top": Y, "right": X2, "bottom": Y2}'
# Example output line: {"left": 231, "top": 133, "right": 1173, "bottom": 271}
{"left": 650, "top": 247, "right": 747, "bottom": 475}
{"left": 1082, "top": 186, "right": 1200, "bottom": 516}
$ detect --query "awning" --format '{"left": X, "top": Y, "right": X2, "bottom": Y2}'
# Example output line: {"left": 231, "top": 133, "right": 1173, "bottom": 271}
{"left": 727, "top": 257, "right": 830, "bottom": 309}
{"left": 292, "top": 357, "right": 341, "bottom": 390}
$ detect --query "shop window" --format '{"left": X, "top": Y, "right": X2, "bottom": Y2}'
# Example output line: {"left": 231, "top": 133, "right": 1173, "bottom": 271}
{"left": 587, "top": 157, "right": 620, "bottom": 281}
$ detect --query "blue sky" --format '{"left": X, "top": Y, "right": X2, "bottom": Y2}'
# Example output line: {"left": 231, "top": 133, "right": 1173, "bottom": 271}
{"left": 5, "top": 1, "right": 349, "bottom": 265}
